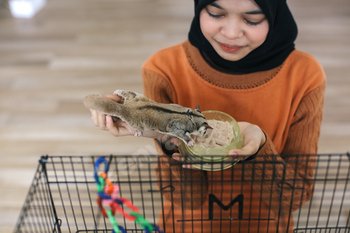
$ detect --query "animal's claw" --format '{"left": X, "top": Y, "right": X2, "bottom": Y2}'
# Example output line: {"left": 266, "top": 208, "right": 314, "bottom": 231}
{"left": 187, "top": 139, "right": 195, "bottom": 147}
{"left": 134, "top": 131, "right": 142, "bottom": 137}
{"left": 113, "top": 90, "right": 125, "bottom": 100}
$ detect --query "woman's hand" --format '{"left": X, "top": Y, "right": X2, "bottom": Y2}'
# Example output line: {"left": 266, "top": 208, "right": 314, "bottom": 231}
{"left": 228, "top": 122, "right": 266, "bottom": 160}
{"left": 89, "top": 94, "right": 172, "bottom": 141}
{"left": 89, "top": 94, "right": 136, "bottom": 137}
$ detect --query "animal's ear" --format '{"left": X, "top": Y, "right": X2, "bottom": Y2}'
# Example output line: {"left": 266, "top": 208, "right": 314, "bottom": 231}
{"left": 195, "top": 105, "right": 201, "bottom": 112}
{"left": 204, "top": 122, "right": 213, "bottom": 130}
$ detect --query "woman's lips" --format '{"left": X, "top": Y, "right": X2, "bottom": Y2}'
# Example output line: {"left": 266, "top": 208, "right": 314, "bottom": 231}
{"left": 219, "top": 43, "right": 244, "bottom": 52}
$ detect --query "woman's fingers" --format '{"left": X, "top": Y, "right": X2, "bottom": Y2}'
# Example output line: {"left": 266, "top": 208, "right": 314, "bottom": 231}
{"left": 88, "top": 94, "right": 135, "bottom": 137}
{"left": 90, "top": 109, "right": 107, "bottom": 130}
{"left": 105, "top": 115, "right": 119, "bottom": 135}
{"left": 103, "top": 94, "right": 122, "bottom": 103}
{"left": 90, "top": 109, "right": 98, "bottom": 126}
{"left": 171, "top": 138, "right": 179, "bottom": 146}
{"left": 172, "top": 153, "right": 183, "bottom": 161}
{"left": 228, "top": 122, "right": 266, "bottom": 160}
{"left": 172, "top": 153, "right": 200, "bottom": 170}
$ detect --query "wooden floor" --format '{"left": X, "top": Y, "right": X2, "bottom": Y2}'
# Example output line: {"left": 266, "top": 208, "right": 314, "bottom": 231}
{"left": 0, "top": 0, "right": 349, "bottom": 232}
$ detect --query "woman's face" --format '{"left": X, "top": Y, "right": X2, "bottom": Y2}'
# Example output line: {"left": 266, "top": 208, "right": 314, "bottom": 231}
{"left": 200, "top": 0, "right": 269, "bottom": 61}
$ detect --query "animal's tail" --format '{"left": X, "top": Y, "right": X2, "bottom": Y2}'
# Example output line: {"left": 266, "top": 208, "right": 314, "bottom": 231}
{"left": 83, "top": 94, "right": 125, "bottom": 117}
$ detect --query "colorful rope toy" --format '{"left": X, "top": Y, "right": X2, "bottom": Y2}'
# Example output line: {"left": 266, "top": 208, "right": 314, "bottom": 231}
{"left": 94, "top": 157, "right": 163, "bottom": 233}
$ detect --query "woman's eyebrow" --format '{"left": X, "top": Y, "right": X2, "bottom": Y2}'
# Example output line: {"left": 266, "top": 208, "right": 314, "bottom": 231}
{"left": 208, "top": 3, "right": 263, "bottom": 15}
{"left": 245, "top": 10, "right": 264, "bottom": 15}
{"left": 209, "top": 2, "right": 224, "bottom": 9}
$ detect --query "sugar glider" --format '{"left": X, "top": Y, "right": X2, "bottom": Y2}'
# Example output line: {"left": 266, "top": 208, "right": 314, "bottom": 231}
{"left": 84, "top": 90, "right": 212, "bottom": 146}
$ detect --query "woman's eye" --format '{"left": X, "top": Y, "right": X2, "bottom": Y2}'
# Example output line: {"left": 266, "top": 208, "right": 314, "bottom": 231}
{"left": 245, "top": 19, "right": 263, "bottom": 26}
{"left": 206, "top": 9, "right": 223, "bottom": 18}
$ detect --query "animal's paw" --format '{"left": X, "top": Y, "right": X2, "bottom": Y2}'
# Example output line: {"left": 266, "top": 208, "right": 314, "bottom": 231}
{"left": 134, "top": 131, "right": 142, "bottom": 137}
{"left": 113, "top": 90, "right": 125, "bottom": 100}
{"left": 187, "top": 139, "right": 195, "bottom": 147}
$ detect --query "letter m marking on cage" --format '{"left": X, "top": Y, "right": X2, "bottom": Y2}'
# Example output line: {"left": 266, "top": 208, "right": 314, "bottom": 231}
{"left": 208, "top": 194, "right": 243, "bottom": 220}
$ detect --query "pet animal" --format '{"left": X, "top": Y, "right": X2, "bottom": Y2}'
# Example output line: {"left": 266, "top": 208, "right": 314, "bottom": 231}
{"left": 84, "top": 90, "right": 212, "bottom": 146}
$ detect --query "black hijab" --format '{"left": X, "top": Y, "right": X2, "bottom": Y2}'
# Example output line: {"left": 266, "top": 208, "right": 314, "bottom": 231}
{"left": 188, "top": 0, "right": 298, "bottom": 73}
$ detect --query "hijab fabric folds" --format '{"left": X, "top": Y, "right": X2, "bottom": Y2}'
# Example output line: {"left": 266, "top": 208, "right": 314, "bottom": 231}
{"left": 188, "top": 0, "right": 298, "bottom": 73}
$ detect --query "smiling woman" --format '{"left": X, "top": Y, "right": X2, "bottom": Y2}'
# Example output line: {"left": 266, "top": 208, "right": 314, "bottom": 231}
{"left": 188, "top": 0, "right": 298, "bottom": 73}
{"left": 82, "top": 0, "right": 326, "bottom": 232}
{"left": 139, "top": 0, "right": 326, "bottom": 232}
{"left": 1, "top": 0, "right": 349, "bottom": 232}
{"left": 199, "top": 0, "right": 269, "bottom": 61}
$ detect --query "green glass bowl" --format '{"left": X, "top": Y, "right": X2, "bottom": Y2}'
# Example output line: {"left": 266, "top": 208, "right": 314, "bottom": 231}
{"left": 178, "top": 110, "right": 244, "bottom": 171}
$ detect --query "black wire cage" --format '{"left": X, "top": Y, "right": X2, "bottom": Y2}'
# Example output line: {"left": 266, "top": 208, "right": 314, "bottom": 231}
{"left": 14, "top": 154, "right": 350, "bottom": 233}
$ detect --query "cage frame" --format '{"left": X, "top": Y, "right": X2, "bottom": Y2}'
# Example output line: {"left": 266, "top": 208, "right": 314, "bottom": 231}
{"left": 14, "top": 153, "right": 350, "bottom": 233}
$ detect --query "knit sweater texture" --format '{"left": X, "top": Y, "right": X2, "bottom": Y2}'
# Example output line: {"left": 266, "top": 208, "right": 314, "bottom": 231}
{"left": 142, "top": 40, "right": 326, "bottom": 233}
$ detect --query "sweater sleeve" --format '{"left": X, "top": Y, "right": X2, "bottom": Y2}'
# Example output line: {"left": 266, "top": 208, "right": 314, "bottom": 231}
{"left": 245, "top": 81, "right": 325, "bottom": 217}
{"left": 142, "top": 67, "right": 209, "bottom": 209}
{"left": 142, "top": 68, "right": 178, "bottom": 155}
{"left": 142, "top": 68, "right": 174, "bottom": 105}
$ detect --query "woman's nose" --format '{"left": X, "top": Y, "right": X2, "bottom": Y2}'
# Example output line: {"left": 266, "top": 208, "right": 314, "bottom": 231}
{"left": 221, "top": 20, "right": 244, "bottom": 40}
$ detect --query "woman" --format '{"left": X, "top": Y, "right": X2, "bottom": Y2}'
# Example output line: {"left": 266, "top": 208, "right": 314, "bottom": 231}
{"left": 90, "top": 0, "right": 325, "bottom": 232}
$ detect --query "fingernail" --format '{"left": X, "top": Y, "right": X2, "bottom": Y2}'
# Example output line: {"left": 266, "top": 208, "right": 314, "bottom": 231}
{"left": 228, "top": 151, "right": 237, "bottom": 156}
{"left": 106, "top": 116, "right": 110, "bottom": 123}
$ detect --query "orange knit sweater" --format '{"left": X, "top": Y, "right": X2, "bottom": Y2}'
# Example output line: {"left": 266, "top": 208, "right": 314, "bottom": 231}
{"left": 142, "top": 41, "right": 326, "bottom": 233}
